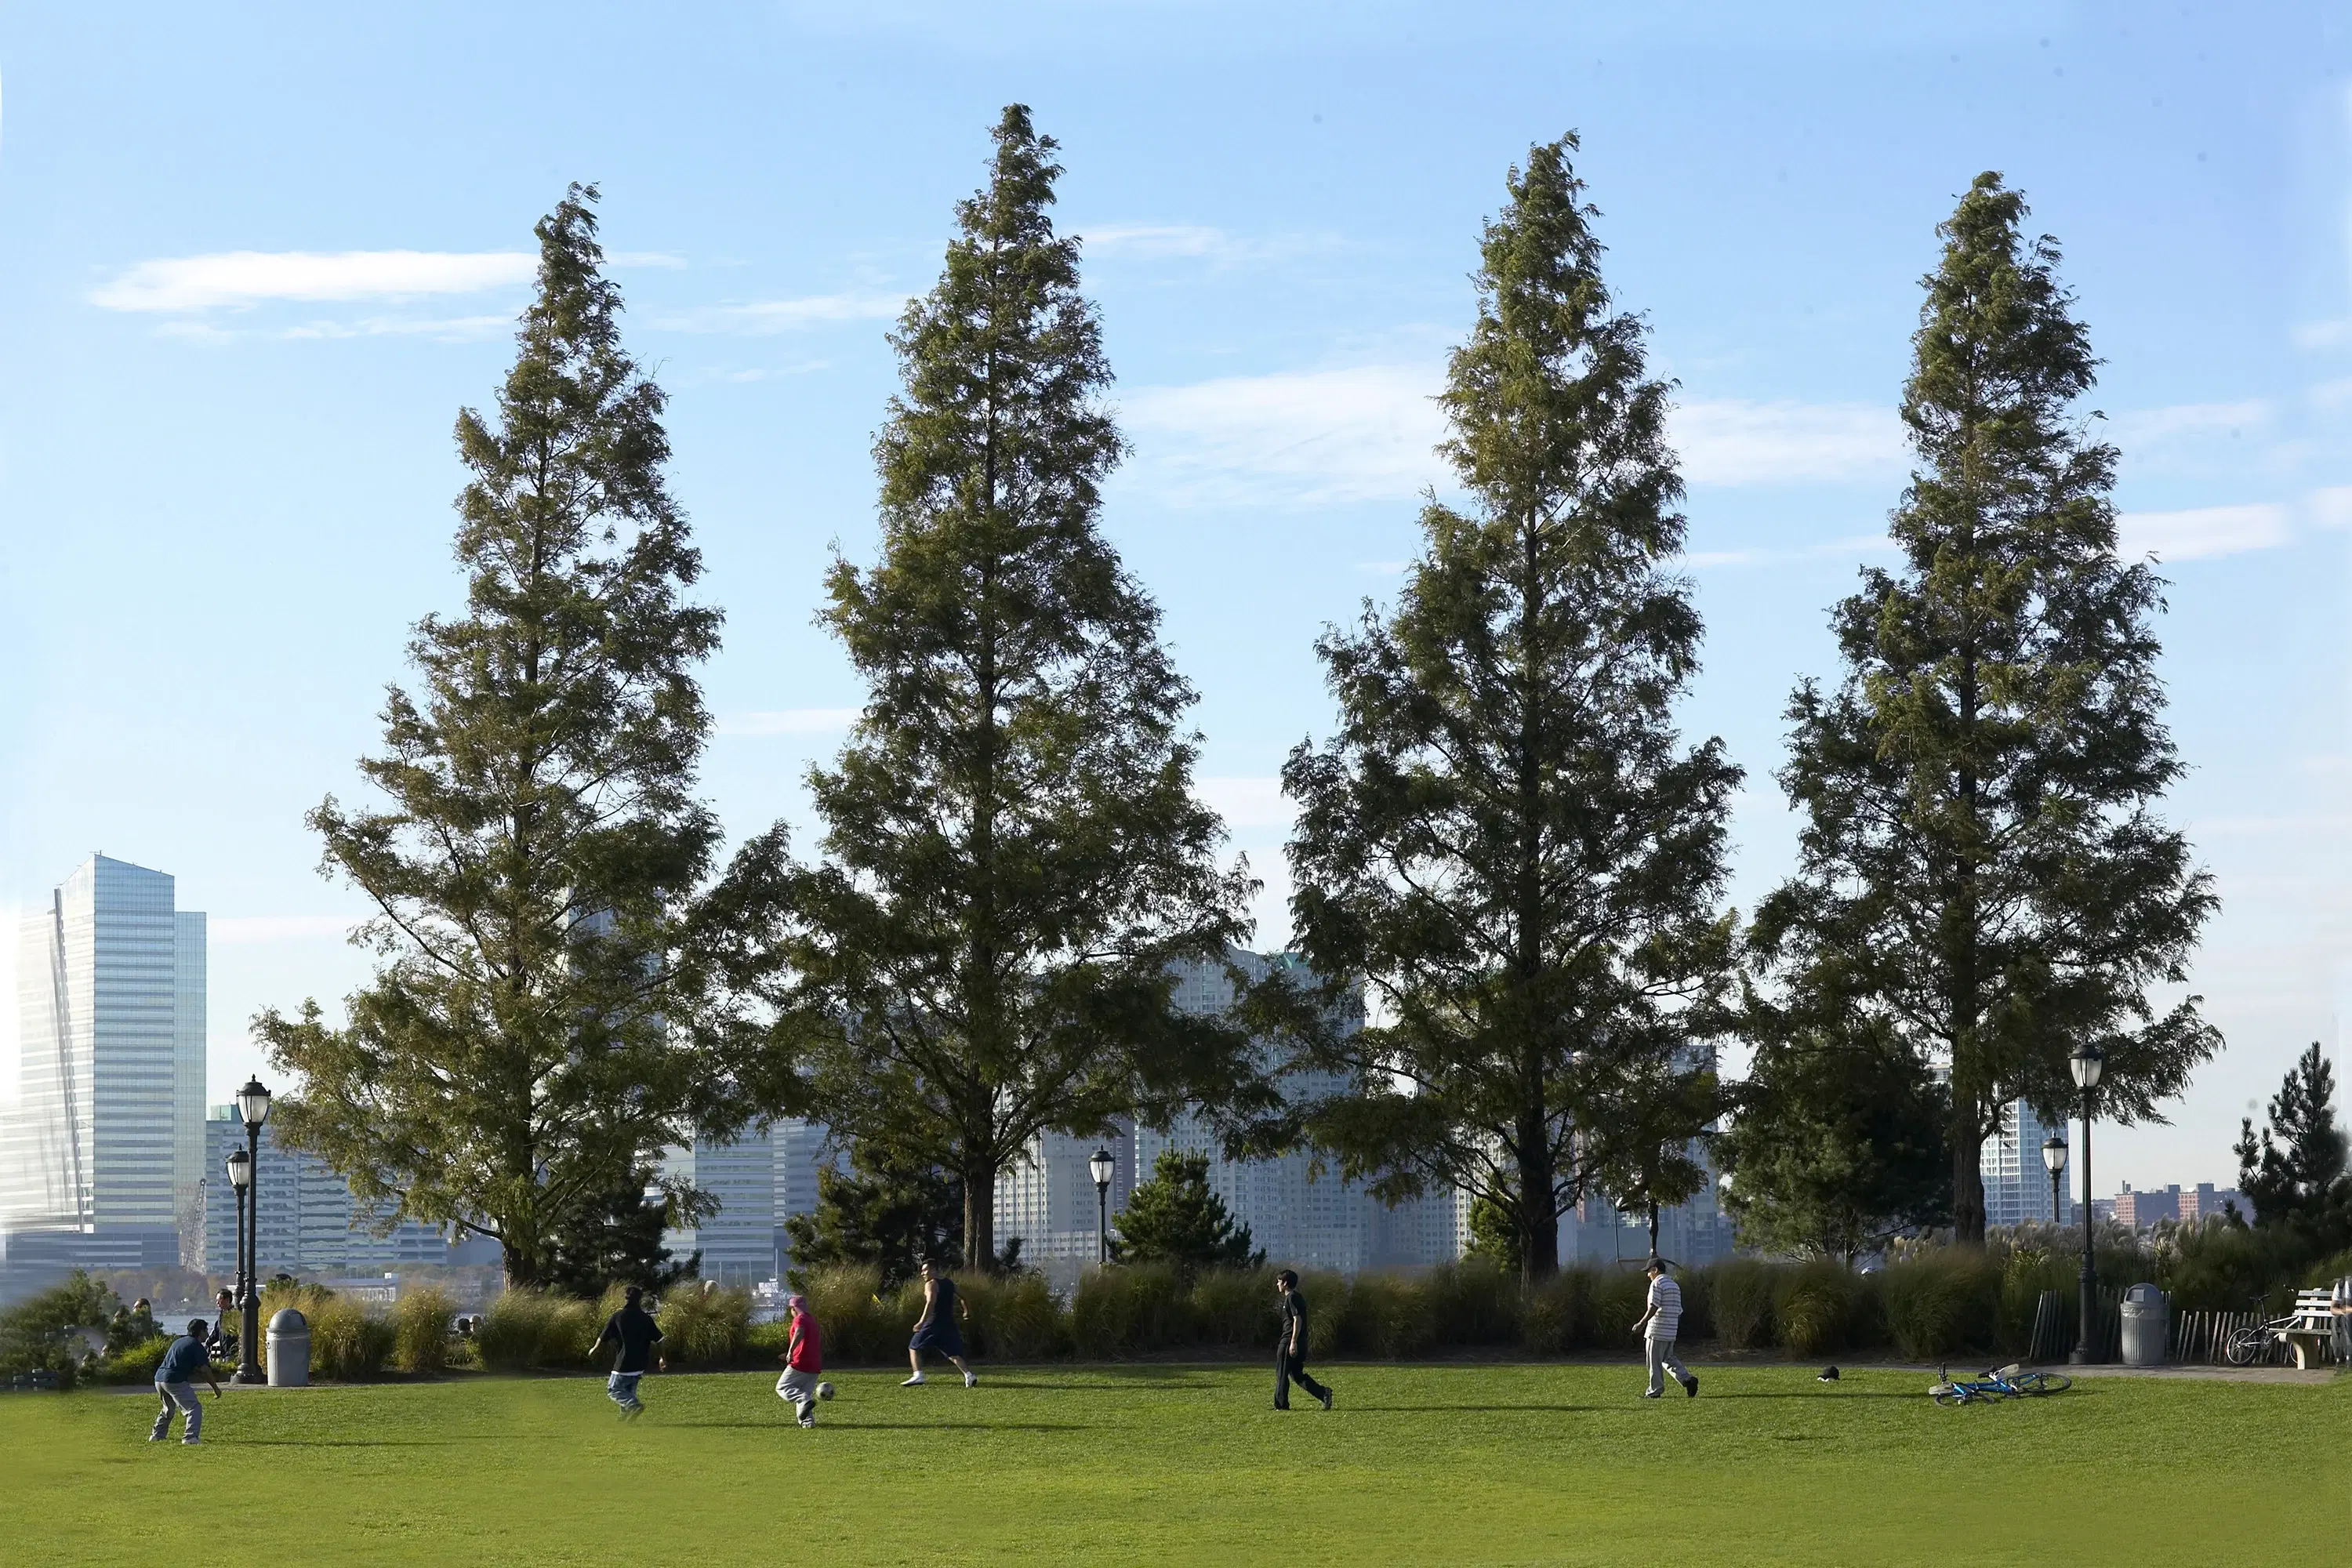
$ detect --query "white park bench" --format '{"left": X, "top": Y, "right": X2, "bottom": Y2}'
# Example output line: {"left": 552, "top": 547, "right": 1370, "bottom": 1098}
{"left": 2269, "top": 1290, "right": 2337, "bottom": 1370}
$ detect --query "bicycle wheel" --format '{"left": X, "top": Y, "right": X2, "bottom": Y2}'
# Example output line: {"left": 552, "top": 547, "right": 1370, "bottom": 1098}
{"left": 1930, "top": 1385, "right": 1969, "bottom": 1406}
{"left": 2223, "top": 1327, "right": 2263, "bottom": 1367}
{"left": 2011, "top": 1371, "right": 2071, "bottom": 1395}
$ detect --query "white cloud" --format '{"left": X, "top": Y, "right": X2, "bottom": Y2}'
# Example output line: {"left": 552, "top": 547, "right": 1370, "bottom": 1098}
{"left": 1082, "top": 224, "right": 1236, "bottom": 259}
{"left": 2116, "top": 503, "right": 2292, "bottom": 561}
{"left": 2107, "top": 400, "right": 2272, "bottom": 447}
{"left": 657, "top": 292, "right": 909, "bottom": 335}
{"left": 716, "top": 708, "right": 860, "bottom": 736}
{"left": 2307, "top": 485, "right": 2352, "bottom": 530}
{"left": 209, "top": 915, "right": 361, "bottom": 945}
{"left": 91, "top": 250, "right": 535, "bottom": 313}
{"left": 1119, "top": 365, "right": 1447, "bottom": 509}
{"left": 608, "top": 251, "right": 688, "bottom": 270}
{"left": 279, "top": 314, "right": 511, "bottom": 342}
{"left": 1196, "top": 776, "right": 1294, "bottom": 830}
{"left": 1669, "top": 399, "right": 1907, "bottom": 486}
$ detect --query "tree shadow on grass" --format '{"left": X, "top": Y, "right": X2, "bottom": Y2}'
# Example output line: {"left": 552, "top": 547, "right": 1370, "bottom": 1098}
{"left": 1697, "top": 1391, "right": 1920, "bottom": 1401}
{"left": 675, "top": 1420, "right": 1094, "bottom": 1433}
{"left": 233, "top": 1439, "right": 477, "bottom": 1447}
{"left": 1339, "top": 1404, "right": 1602, "bottom": 1414}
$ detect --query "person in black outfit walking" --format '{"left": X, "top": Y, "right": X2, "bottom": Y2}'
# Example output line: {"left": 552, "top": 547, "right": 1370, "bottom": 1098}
{"left": 1272, "top": 1269, "right": 1333, "bottom": 1410}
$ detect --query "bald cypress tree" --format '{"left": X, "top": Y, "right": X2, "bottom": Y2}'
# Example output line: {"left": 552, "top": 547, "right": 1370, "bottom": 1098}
{"left": 768, "top": 107, "right": 1262, "bottom": 1271}
{"left": 1749, "top": 174, "right": 2221, "bottom": 1243}
{"left": 260, "top": 186, "right": 771, "bottom": 1289}
{"left": 1283, "top": 136, "right": 1739, "bottom": 1283}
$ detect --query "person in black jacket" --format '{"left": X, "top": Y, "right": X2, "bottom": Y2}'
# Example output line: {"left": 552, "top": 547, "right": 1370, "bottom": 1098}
{"left": 590, "top": 1285, "right": 666, "bottom": 1421}
{"left": 1272, "top": 1270, "right": 1334, "bottom": 1411}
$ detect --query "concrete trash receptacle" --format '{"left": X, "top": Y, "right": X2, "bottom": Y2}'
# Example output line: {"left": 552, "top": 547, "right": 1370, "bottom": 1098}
{"left": 267, "top": 1308, "right": 310, "bottom": 1387}
{"left": 2119, "top": 1283, "right": 2167, "bottom": 1367}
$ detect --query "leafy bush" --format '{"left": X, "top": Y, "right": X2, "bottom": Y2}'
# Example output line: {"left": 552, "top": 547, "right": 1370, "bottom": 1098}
{"left": 0, "top": 1272, "right": 117, "bottom": 1389}
{"left": 747, "top": 1319, "right": 794, "bottom": 1365}
{"left": 1301, "top": 1272, "right": 1348, "bottom": 1359}
{"left": 394, "top": 1287, "right": 457, "bottom": 1375}
{"left": 478, "top": 1287, "right": 601, "bottom": 1371}
{"left": 1708, "top": 1258, "right": 1776, "bottom": 1350}
{"left": 1773, "top": 1260, "right": 1861, "bottom": 1356}
{"left": 1521, "top": 1269, "right": 1591, "bottom": 1354}
{"left": 1878, "top": 1249, "right": 1999, "bottom": 1359}
{"left": 252, "top": 1283, "right": 395, "bottom": 1381}
{"left": 96, "top": 1334, "right": 176, "bottom": 1385}
{"left": 1072, "top": 1264, "right": 1193, "bottom": 1357}
{"left": 1189, "top": 1267, "right": 1277, "bottom": 1348}
{"left": 1671, "top": 1265, "right": 1717, "bottom": 1345}
{"left": 658, "top": 1286, "right": 751, "bottom": 1368}
{"left": 798, "top": 1266, "right": 908, "bottom": 1364}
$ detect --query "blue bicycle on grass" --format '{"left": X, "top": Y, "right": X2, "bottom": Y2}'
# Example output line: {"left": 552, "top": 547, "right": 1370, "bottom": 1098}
{"left": 1929, "top": 1363, "right": 2073, "bottom": 1405}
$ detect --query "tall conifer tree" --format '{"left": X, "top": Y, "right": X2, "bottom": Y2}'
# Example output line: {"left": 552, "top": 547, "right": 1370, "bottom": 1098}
{"left": 1283, "top": 137, "right": 1738, "bottom": 1283}
{"left": 260, "top": 187, "right": 768, "bottom": 1288}
{"left": 1749, "top": 174, "right": 2220, "bottom": 1243}
{"left": 769, "top": 107, "right": 1261, "bottom": 1271}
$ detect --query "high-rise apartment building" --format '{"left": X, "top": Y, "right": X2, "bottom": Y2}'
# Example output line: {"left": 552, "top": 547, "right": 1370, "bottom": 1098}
{"left": 662, "top": 1124, "right": 778, "bottom": 1287}
{"left": 200, "top": 1107, "right": 452, "bottom": 1276}
{"left": 3, "top": 855, "right": 205, "bottom": 1269}
{"left": 1980, "top": 1098, "right": 2071, "bottom": 1227}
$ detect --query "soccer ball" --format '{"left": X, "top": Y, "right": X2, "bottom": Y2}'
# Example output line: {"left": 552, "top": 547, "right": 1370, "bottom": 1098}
{"left": 815, "top": 1381, "right": 835, "bottom": 1401}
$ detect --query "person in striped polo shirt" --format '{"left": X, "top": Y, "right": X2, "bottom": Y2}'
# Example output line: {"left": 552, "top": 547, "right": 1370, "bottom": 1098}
{"left": 1634, "top": 1258, "right": 1697, "bottom": 1399}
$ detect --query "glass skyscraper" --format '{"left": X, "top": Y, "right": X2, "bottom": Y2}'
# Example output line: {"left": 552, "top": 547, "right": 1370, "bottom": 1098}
{"left": 4, "top": 855, "right": 205, "bottom": 1269}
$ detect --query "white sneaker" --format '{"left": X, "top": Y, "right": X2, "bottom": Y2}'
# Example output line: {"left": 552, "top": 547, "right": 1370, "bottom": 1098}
{"left": 901, "top": 1373, "right": 925, "bottom": 1386}
{"left": 964, "top": 1370, "right": 978, "bottom": 1388}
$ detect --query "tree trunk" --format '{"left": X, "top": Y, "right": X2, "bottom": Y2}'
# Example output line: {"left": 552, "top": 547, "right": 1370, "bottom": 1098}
{"left": 1648, "top": 1202, "right": 1661, "bottom": 1261}
{"left": 1517, "top": 1131, "right": 1559, "bottom": 1284}
{"left": 963, "top": 1158, "right": 997, "bottom": 1272}
{"left": 1951, "top": 1095, "right": 1987, "bottom": 1244}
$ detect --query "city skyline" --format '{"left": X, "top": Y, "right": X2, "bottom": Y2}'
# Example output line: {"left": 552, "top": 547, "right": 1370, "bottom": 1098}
{"left": 3, "top": 5, "right": 2347, "bottom": 1192}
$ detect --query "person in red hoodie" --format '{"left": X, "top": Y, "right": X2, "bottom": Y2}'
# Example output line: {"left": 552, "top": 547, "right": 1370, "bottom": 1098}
{"left": 774, "top": 1294, "right": 825, "bottom": 1428}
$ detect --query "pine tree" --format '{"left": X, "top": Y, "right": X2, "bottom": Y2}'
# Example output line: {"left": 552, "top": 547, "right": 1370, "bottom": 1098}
{"left": 765, "top": 107, "right": 1263, "bottom": 1272}
{"left": 2235, "top": 1043, "right": 2350, "bottom": 1249}
{"left": 1110, "top": 1150, "right": 1262, "bottom": 1272}
{"left": 543, "top": 1178, "right": 701, "bottom": 1298}
{"left": 1283, "top": 136, "right": 1740, "bottom": 1283}
{"left": 1749, "top": 174, "right": 2221, "bottom": 1243}
{"left": 782, "top": 1144, "right": 964, "bottom": 1290}
{"left": 258, "top": 186, "right": 771, "bottom": 1289}
{"left": 1717, "top": 1010, "right": 1951, "bottom": 1261}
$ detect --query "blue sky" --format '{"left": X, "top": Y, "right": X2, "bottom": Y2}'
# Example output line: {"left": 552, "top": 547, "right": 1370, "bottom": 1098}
{"left": 2, "top": 2, "right": 2346, "bottom": 1192}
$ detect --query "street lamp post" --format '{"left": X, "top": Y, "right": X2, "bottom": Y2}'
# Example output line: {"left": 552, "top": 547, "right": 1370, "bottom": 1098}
{"left": 1088, "top": 1147, "right": 1115, "bottom": 1265}
{"left": 2041, "top": 1131, "right": 2068, "bottom": 1233}
{"left": 2068, "top": 1046, "right": 2104, "bottom": 1366}
{"left": 234, "top": 1077, "right": 273, "bottom": 1385}
{"left": 224, "top": 1148, "right": 252, "bottom": 1363}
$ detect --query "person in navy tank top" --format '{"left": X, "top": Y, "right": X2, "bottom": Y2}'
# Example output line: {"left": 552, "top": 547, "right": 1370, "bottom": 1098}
{"left": 903, "top": 1259, "right": 976, "bottom": 1388}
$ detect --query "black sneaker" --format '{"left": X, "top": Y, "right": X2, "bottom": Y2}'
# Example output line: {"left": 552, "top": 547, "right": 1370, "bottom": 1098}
{"left": 1318, "top": 1388, "right": 1334, "bottom": 1410}
{"left": 1640, "top": 1390, "right": 1663, "bottom": 1399}
{"left": 1682, "top": 1374, "right": 1698, "bottom": 1398}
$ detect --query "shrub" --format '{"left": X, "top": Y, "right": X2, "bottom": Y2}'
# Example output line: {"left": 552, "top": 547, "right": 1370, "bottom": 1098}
{"left": 1345, "top": 1273, "right": 1438, "bottom": 1359}
{"left": 658, "top": 1286, "right": 751, "bottom": 1368}
{"left": 1427, "top": 1259, "right": 1520, "bottom": 1347}
{"left": 963, "top": 1272, "right": 1064, "bottom": 1361}
{"left": 1072, "top": 1264, "right": 1192, "bottom": 1358}
{"left": 800, "top": 1266, "right": 905, "bottom": 1364}
{"left": 1709, "top": 1258, "right": 1776, "bottom": 1350}
{"left": 1672, "top": 1265, "right": 1717, "bottom": 1345}
{"left": 393, "top": 1287, "right": 456, "bottom": 1376}
{"left": 96, "top": 1334, "right": 175, "bottom": 1385}
{"left": 747, "top": 1319, "right": 793, "bottom": 1366}
{"left": 252, "top": 1283, "right": 394, "bottom": 1381}
{"left": 478, "top": 1287, "right": 601, "bottom": 1372}
{"left": 1878, "top": 1249, "right": 1999, "bottom": 1359}
{"left": 1189, "top": 1267, "right": 1277, "bottom": 1348}
{"left": 1301, "top": 1272, "right": 1348, "bottom": 1358}
{"left": 1521, "top": 1269, "right": 1592, "bottom": 1354}
{"left": 1588, "top": 1267, "right": 1650, "bottom": 1353}
{"left": 1773, "top": 1260, "right": 1861, "bottom": 1356}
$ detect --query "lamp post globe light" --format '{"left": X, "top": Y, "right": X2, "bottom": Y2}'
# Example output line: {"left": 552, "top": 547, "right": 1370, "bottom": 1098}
{"left": 1088, "top": 1147, "right": 1116, "bottom": 1265}
{"left": 2041, "top": 1130, "right": 2068, "bottom": 1230}
{"left": 2068, "top": 1045, "right": 2104, "bottom": 1366}
{"left": 234, "top": 1077, "right": 272, "bottom": 1385}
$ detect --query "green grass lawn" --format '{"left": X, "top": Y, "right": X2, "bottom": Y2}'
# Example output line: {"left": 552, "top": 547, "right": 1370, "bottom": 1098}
{"left": 8, "top": 1362, "right": 2345, "bottom": 1565}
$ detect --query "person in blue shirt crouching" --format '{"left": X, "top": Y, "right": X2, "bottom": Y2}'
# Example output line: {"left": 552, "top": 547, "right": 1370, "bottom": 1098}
{"left": 151, "top": 1319, "right": 223, "bottom": 1445}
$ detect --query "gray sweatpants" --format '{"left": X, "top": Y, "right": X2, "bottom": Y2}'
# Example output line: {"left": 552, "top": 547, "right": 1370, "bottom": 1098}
{"left": 152, "top": 1381, "right": 202, "bottom": 1443}
{"left": 775, "top": 1367, "right": 820, "bottom": 1411}
{"left": 1646, "top": 1334, "right": 1690, "bottom": 1396}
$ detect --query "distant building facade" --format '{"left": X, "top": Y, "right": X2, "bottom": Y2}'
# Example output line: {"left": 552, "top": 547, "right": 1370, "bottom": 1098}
{"left": 2111, "top": 1181, "right": 2249, "bottom": 1230}
{"left": 2, "top": 855, "right": 205, "bottom": 1271}
{"left": 200, "top": 1105, "right": 452, "bottom": 1276}
{"left": 662, "top": 1123, "right": 777, "bottom": 1287}
{"left": 1982, "top": 1098, "right": 2071, "bottom": 1227}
